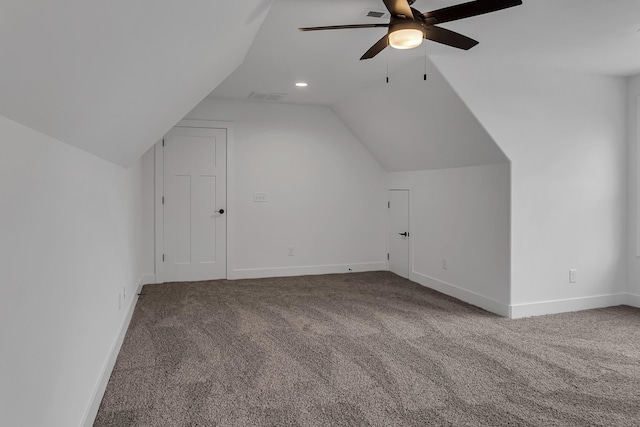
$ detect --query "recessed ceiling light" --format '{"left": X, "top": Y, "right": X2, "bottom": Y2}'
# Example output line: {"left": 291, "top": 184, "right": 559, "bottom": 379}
{"left": 295, "top": 82, "right": 308, "bottom": 87}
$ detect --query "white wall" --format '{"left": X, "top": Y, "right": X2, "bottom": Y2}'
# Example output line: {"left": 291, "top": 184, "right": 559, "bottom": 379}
{"left": 433, "top": 57, "right": 628, "bottom": 317}
{"left": 0, "top": 115, "right": 154, "bottom": 427}
{"left": 185, "top": 99, "right": 387, "bottom": 278}
{"left": 626, "top": 75, "right": 640, "bottom": 306}
{"left": 389, "top": 163, "right": 511, "bottom": 316}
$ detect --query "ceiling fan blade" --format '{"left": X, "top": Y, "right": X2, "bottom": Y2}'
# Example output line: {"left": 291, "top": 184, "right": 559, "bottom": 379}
{"left": 423, "top": 26, "right": 479, "bottom": 50}
{"left": 361, "top": 35, "right": 389, "bottom": 60}
{"left": 299, "top": 24, "right": 389, "bottom": 31}
{"left": 422, "top": 0, "right": 522, "bottom": 25}
{"left": 382, "top": 0, "right": 414, "bottom": 18}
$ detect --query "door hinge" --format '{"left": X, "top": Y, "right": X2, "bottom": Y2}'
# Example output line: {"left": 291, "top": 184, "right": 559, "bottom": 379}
{"left": 387, "top": 253, "right": 390, "bottom": 260}
{"left": 162, "top": 254, "right": 165, "bottom": 262}
{"left": 387, "top": 201, "right": 390, "bottom": 208}
{"left": 162, "top": 196, "right": 165, "bottom": 205}
{"left": 162, "top": 138, "right": 165, "bottom": 147}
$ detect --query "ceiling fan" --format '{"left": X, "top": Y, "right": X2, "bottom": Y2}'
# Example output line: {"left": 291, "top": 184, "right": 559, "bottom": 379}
{"left": 299, "top": 0, "right": 523, "bottom": 60}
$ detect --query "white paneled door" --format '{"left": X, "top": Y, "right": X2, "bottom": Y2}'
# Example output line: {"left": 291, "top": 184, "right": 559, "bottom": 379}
{"left": 163, "top": 127, "right": 227, "bottom": 281}
{"left": 389, "top": 189, "right": 410, "bottom": 279}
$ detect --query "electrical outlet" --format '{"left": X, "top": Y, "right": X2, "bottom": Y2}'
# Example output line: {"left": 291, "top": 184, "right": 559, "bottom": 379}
{"left": 569, "top": 269, "right": 577, "bottom": 283}
{"left": 254, "top": 192, "right": 267, "bottom": 202}
{"left": 442, "top": 258, "right": 447, "bottom": 270}
{"left": 288, "top": 247, "right": 294, "bottom": 256}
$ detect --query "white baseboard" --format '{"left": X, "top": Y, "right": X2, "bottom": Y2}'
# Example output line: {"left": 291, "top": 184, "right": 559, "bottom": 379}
{"left": 229, "top": 262, "right": 387, "bottom": 280}
{"left": 509, "top": 293, "right": 628, "bottom": 319}
{"left": 627, "top": 293, "right": 640, "bottom": 308}
{"left": 410, "top": 271, "right": 510, "bottom": 317}
{"left": 81, "top": 275, "right": 147, "bottom": 427}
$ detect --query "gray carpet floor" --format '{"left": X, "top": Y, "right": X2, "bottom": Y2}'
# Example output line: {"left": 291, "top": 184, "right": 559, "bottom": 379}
{"left": 94, "top": 271, "right": 640, "bottom": 426}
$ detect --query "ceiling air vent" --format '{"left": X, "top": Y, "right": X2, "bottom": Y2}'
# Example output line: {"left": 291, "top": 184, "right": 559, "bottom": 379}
{"left": 248, "top": 91, "right": 286, "bottom": 102}
{"left": 363, "top": 9, "right": 389, "bottom": 19}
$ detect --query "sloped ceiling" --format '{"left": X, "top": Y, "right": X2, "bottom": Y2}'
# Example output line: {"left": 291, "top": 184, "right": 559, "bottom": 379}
{"left": 0, "top": 0, "right": 271, "bottom": 166}
{"left": 333, "top": 57, "right": 507, "bottom": 171}
{"left": 4, "top": 0, "right": 640, "bottom": 168}
{"left": 210, "top": 0, "right": 640, "bottom": 172}
{"left": 212, "top": 0, "right": 640, "bottom": 108}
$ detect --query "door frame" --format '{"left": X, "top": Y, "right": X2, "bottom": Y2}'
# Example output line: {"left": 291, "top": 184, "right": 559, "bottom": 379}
{"left": 154, "top": 119, "right": 235, "bottom": 283}
{"left": 388, "top": 187, "right": 413, "bottom": 280}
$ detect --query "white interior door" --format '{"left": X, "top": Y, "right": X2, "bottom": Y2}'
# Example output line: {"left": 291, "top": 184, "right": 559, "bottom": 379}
{"left": 163, "top": 127, "right": 227, "bottom": 282}
{"left": 389, "top": 189, "right": 410, "bottom": 278}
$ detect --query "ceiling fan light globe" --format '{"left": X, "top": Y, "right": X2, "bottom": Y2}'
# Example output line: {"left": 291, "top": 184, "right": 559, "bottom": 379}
{"left": 389, "top": 28, "right": 423, "bottom": 49}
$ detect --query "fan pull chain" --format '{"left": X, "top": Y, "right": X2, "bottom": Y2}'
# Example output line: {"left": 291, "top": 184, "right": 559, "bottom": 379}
{"left": 386, "top": 49, "right": 389, "bottom": 83}
{"left": 424, "top": 43, "right": 428, "bottom": 81}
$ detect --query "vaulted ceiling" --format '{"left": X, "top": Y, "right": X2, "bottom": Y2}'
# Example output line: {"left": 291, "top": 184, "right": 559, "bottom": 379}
{"left": 213, "top": 0, "right": 640, "bottom": 106}
{"left": 212, "top": 0, "right": 640, "bottom": 171}
{"left": 2, "top": 0, "right": 640, "bottom": 168}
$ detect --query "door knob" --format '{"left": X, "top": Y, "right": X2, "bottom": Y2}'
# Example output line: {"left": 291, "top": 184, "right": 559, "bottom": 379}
{"left": 218, "top": 209, "right": 225, "bottom": 214}
{"left": 398, "top": 232, "right": 408, "bottom": 237}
